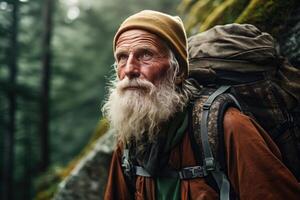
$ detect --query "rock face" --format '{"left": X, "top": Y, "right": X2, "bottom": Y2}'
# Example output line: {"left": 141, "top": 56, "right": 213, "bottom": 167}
{"left": 280, "top": 7, "right": 300, "bottom": 67}
{"left": 53, "top": 129, "right": 116, "bottom": 200}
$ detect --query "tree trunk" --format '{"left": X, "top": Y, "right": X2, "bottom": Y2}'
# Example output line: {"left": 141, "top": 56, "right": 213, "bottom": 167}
{"left": 22, "top": 109, "right": 32, "bottom": 200}
{"left": 39, "top": 0, "right": 54, "bottom": 171}
{"left": 2, "top": 0, "right": 19, "bottom": 199}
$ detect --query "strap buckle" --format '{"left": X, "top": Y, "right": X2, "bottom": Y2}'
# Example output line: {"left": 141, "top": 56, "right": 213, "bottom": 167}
{"left": 135, "top": 166, "right": 151, "bottom": 177}
{"left": 202, "top": 103, "right": 211, "bottom": 110}
{"left": 179, "top": 166, "right": 206, "bottom": 179}
{"left": 204, "top": 157, "right": 216, "bottom": 171}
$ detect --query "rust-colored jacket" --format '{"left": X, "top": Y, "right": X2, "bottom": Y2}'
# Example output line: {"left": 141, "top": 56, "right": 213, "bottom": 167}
{"left": 104, "top": 108, "right": 300, "bottom": 199}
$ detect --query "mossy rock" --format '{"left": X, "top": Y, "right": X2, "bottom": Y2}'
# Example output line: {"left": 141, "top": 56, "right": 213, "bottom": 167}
{"left": 180, "top": 0, "right": 300, "bottom": 36}
{"left": 34, "top": 119, "right": 111, "bottom": 200}
{"left": 53, "top": 129, "right": 115, "bottom": 200}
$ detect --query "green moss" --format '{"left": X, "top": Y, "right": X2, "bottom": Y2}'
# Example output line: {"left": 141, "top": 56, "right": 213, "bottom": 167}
{"left": 236, "top": 0, "right": 274, "bottom": 30}
{"left": 181, "top": 0, "right": 249, "bottom": 34}
{"left": 200, "top": 0, "right": 237, "bottom": 31}
{"left": 178, "top": 0, "right": 194, "bottom": 14}
{"left": 34, "top": 167, "right": 62, "bottom": 200}
{"left": 185, "top": 0, "right": 214, "bottom": 31}
{"left": 220, "top": 0, "right": 249, "bottom": 24}
{"left": 236, "top": 0, "right": 299, "bottom": 36}
{"left": 180, "top": 0, "right": 300, "bottom": 36}
{"left": 35, "top": 185, "right": 58, "bottom": 200}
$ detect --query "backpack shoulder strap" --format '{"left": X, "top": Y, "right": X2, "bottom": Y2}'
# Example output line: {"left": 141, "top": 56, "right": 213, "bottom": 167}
{"left": 191, "top": 86, "right": 242, "bottom": 200}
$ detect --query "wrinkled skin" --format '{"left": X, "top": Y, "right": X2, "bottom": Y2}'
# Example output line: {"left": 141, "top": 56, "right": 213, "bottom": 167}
{"left": 115, "top": 29, "right": 171, "bottom": 86}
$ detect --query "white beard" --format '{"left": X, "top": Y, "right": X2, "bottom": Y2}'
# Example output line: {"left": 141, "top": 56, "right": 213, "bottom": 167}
{"left": 102, "top": 72, "right": 188, "bottom": 144}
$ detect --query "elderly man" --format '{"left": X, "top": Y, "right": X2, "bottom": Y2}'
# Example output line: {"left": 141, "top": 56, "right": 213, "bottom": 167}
{"left": 103, "top": 10, "right": 300, "bottom": 200}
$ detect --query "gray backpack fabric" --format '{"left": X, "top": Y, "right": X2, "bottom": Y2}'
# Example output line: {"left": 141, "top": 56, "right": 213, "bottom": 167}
{"left": 188, "top": 23, "right": 300, "bottom": 181}
{"left": 188, "top": 23, "right": 300, "bottom": 108}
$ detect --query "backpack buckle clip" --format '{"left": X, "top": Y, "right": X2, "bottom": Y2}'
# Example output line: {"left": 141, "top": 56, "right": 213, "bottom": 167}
{"left": 179, "top": 166, "right": 206, "bottom": 179}
{"left": 204, "top": 157, "right": 215, "bottom": 171}
{"left": 203, "top": 103, "right": 211, "bottom": 110}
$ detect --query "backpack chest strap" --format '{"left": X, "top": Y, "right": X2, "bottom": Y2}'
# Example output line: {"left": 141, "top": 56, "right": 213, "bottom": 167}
{"left": 122, "top": 149, "right": 208, "bottom": 179}
{"left": 135, "top": 165, "right": 208, "bottom": 179}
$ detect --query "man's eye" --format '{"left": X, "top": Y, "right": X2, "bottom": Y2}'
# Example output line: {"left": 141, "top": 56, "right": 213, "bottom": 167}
{"left": 140, "top": 51, "right": 153, "bottom": 61}
{"left": 118, "top": 54, "right": 128, "bottom": 62}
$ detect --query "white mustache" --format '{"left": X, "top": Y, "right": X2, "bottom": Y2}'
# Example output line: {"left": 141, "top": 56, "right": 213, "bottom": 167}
{"left": 116, "top": 77, "right": 155, "bottom": 92}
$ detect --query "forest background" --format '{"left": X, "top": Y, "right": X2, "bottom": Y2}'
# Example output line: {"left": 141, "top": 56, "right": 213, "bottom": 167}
{"left": 0, "top": 0, "right": 181, "bottom": 199}
{"left": 1, "top": 0, "right": 299, "bottom": 200}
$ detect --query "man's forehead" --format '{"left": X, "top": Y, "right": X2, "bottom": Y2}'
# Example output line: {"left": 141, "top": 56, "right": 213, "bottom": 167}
{"left": 115, "top": 29, "right": 168, "bottom": 51}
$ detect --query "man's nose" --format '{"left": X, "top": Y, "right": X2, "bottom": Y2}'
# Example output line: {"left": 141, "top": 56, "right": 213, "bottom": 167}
{"left": 124, "top": 54, "right": 140, "bottom": 79}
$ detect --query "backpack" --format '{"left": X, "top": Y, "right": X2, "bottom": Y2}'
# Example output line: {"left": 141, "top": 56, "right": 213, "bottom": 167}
{"left": 187, "top": 23, "right": 300, "bottom": 199}
{"left": 121, "top": 23, "right": 300, "bottom": 200}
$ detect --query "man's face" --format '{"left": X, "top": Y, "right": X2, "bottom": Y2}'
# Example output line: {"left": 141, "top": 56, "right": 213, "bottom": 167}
{"left": 103, "top": 29, "right": 188, "bottom": 143}
{"left": 115, "top": 29, "right": 171, "bottom": 86}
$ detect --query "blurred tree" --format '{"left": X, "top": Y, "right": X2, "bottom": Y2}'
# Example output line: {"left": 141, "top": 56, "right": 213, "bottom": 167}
{"left": 2, "top": 0, "right": 19, "bottom": 200}
{"left": 0, "top": 0, "right": 11, "bottom": 196}
{"left": 0, "top": 0, "right": 43, "bottom": 199}
{"left": 40, "top": 0, "right": 55, "bottom": 172}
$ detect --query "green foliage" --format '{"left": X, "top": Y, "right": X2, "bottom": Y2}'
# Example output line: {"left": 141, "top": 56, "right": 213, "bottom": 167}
{"left": 179, "top": 0, "right": 300, "bottom": 36}
{"left": 34, "top": 166, "right": 63, "bottom": 200}
{"left": 236, "top": 0, "right": 299, "bottom": 35}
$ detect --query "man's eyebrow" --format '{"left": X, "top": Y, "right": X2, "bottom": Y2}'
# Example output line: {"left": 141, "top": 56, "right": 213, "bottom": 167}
{"left": 137, "top": 44, "right": 158, "bottom": 50}
{"left": 138, "top": 45, "right": 169, "bottom": 57}
{"left": 114, "top": 49, "right": 128, "bottom": 57}
{"left": 137, "top": 46, "right": 156, "bottom": 52}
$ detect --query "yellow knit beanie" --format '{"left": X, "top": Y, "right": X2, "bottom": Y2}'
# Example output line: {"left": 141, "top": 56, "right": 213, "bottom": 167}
{"left": 113, "top": 10, "right": 188, "bottom": 79}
